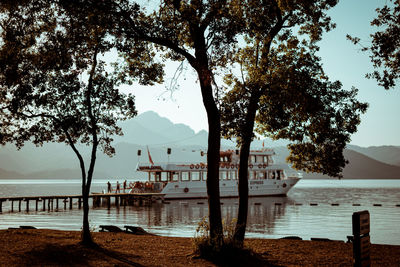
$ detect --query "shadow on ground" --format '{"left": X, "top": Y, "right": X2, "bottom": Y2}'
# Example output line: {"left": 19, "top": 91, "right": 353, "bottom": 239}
{"left": 23, "top": 243, "right": 144, "bottom": 266}
{"left": 193, "top": 248, "right": 283, "bottom": 267}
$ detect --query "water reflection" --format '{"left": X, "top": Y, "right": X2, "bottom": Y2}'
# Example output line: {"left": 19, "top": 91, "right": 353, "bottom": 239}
{"left": 115, "top": 196, "right": 292, "bottom": 237}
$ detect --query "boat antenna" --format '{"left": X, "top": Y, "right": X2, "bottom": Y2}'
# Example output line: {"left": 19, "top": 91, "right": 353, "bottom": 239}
{"left": 135, "top": 149, "right": 141, "bottom": 170}
{"left": 167, "top": 147, "right": 171, "bottom": 164}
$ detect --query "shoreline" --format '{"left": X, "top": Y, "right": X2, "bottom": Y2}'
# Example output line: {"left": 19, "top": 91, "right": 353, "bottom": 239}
{"left": 0, "top": 229, "right": 399, "bottom": 266}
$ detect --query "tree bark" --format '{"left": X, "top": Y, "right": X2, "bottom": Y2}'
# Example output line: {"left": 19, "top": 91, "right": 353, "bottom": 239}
{"left": 80, "top": 46, "right": 100, "bottom": 246}
{"left": 196, "top": 65, "right": 223, "bottom": 246}
{"left": 233, "top": 90, "right": 260, "bottom": 246}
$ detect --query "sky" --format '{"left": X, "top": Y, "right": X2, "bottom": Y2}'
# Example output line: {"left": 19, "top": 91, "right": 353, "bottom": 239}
{"left": 125, "top": 1, "right": 400, "bottom": 147}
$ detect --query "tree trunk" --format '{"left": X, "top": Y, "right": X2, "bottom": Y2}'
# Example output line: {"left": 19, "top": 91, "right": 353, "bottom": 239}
{"left": 196, "top": 66, "right": 223, "bottom": 246}
{"left": 206, "top": 107, "right": 223, "bottom": 245}
{"left": 233, "top": 91, "right": 260, "bottom": 246}
{"left": 234, "top": 140, "right": 250, "bottom": 246}
{"left": 81, "top": 185, "right": 93, "bottom": 245}
{"left": 80, "top": 45, "right": 98, "bottom": 246}
{"left": 188, "top": 21, "right": 223, "bottom": 246}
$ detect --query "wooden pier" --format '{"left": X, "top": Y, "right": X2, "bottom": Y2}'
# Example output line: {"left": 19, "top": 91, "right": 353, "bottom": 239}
{"left": 0, "top": 192, "right": 164, "bottom": 213}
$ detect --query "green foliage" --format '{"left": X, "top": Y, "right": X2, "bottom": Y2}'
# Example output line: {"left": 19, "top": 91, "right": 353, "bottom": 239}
{"left": 347, "top": 1, "right": 400, "bottom": 90}
{"left": 220, "top": 0, "right": 368, "bottom": 178}
{"left": 0, "top": 0, "right": 163, "bottom": 245}
{"left": 0, "top": 0, "right": 162, "bottom": 153}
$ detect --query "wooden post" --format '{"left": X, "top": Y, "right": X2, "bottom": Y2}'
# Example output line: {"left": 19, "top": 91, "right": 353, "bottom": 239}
{"left": 107, "top": 196, "right": 111, "bottom": 209}
{"left": 115, "top": 196, "right": 119, "bottom": 207}
{"left": 11, "top": 200, "right": 14, "bottom": 212}
{"left": 48, "top": 198, "right": 51, "bottom": 210}
{"left": 64, "top": 198, "right": 67, "bottom": 210}
{"left": 78, "top": 198, "right": 82, "bottom": 209}
{"left": 42, "top": 198, "right": 46, "bottom": 211}
{"left": 56, "top": 198, "right": 59, "bottom": 210}
{"left": 0, "top": 200, "right": 2, "bottom": 213}
{"left": 352, "top": 210, "right": 371, "bottom": 267}
{"left": 36, "top": 199, "right": 39, "bottom": 211}
{"left": 18, "top": 199, "right": 22, "bottom": 212}
{"left": 26, "top": 199, "right": 29, "bottom": 212}
{"left": 69, "top": 197, "right": 73, "bottom": 209}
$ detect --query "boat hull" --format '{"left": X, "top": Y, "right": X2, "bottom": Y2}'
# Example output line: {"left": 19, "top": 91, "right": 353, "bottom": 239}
{"left": 161, "top": 178, "right": 300, "bottom": 199}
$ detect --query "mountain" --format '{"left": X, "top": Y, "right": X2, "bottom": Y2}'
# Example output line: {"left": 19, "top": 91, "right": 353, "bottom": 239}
{"left": 0, "top": 111, "right": 399, "bottom": 179}
{"left": 340, "top": 149, "right": 400, "bottom": 179}
{"left": 117, "top": 111, "right": 196, "bottom": 145}
{"left": 347, "top": 145, "right": 400, "bottom": 167}
{"left": 0, "top": 168, "right": 24, "bottom": 179}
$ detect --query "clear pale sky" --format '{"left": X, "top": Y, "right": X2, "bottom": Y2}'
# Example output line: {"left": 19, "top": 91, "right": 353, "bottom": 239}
{"left": 127, "top": 1, "right": 400, "bottom": 147}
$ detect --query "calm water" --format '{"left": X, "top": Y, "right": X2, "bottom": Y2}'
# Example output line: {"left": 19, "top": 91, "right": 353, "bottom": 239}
{"left": 0, "top": 179, "right": 399, "bottom": 245}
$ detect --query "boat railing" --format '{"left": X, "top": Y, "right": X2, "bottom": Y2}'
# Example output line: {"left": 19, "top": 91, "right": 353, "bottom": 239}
{"left": 138, "top": 161, "right": 207, "bottom": 166}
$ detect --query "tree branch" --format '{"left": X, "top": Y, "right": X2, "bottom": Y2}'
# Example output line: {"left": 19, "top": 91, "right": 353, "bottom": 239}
{"left": 114, "top": 1, "right": 198, "bottom": 67}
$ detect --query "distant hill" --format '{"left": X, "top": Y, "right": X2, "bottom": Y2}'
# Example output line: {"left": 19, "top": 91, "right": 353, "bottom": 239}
{"left": 340, "top": 149, "right": 400, "bottom": 179}
{"left": 0, "top": 168, "right": 24, "bottom": 179}
{"left": 0, "top": 111, "right": 399, "bottom": 179}
{"left": 347, "top": 145, "right": 400, "bottom": 167}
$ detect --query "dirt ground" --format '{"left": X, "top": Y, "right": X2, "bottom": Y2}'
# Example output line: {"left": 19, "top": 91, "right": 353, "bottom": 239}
{"left": 0, "top": 229, "right": 399, "bottom": 266}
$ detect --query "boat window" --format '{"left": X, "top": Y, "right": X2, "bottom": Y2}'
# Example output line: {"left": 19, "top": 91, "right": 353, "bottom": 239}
{"left": 256, "top": 156, "right": 262, "bottom": 163}
{"left": 229, "top": 171, "right": 237, "bottom": 180}
{"left": 256, "top": 171, "right": 265, "bottom": 180}
{"left": 249, "top": 155, "right": 256, "bottom": 163}
{"left": 155, "top": 172, "right": 163, "bottom": 182}
{"left": 191, "top": 171, "right": 201, "bottom": 181}
{"left": 263, "top": 156, "right": 268, "bottom": 164}
{"left": 268, "top": 156, "right": 274, "bottom": 164}
{"left": 149, "top": 172, "right": 156, "bottom": 182}
{"left": 161, "top": 172, "right": 168, "bottom": 182}
{"left": 181, "top": 172, "right": 190, "bottom": 181}
{"left": 202, "top": 171, "right": 207, "bottom": 181}
{"left": 248, "top": 171, "right": 256, "bottom": 179}
{"left": 219, "top": 171, "right": 227, "bottom": 180}
{"left": 170, "top": 172, "right": 179, "bottom": 182}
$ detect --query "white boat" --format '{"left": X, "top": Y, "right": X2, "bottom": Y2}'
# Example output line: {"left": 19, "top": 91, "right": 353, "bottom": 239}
{"left": 132, "top": 148, "right": 301, "bottom": 199}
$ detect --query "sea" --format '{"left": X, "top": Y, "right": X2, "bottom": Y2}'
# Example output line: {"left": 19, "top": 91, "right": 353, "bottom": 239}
{"left": 0, "top": 179, "right": 399, "bottom": 245}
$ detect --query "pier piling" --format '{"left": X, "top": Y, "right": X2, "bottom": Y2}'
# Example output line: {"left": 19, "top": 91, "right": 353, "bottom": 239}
{"left": 0, "top": 193, "right": 163, "bottom": 213}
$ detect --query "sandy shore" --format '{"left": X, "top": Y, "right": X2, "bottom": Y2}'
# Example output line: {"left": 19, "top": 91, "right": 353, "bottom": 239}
{"left": 0, "top": 229, "right": 399, "bottom": 266}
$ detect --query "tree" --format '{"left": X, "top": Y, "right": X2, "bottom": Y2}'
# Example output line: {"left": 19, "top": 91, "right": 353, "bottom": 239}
{"left": 347, "top": 1, "right": 400, "bottom": 90}
{"left": 88, "top": 0, "right": 243, "bottom": 245}
{"left": 0, "top": 1, "right": 162, "bottom": 245}
{"left": 221, "top": 0, "right": 368, "bottom": 246}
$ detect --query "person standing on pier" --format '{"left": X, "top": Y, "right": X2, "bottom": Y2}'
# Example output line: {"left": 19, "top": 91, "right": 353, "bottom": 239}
{"left": 107, "top": 181, "right": 112, "bottom": 193}
{"left": 123, "top": 180, "right": 127, "bottom": 193}
{"left": 116, "top": 181, "right": 121, "bottom": 193}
